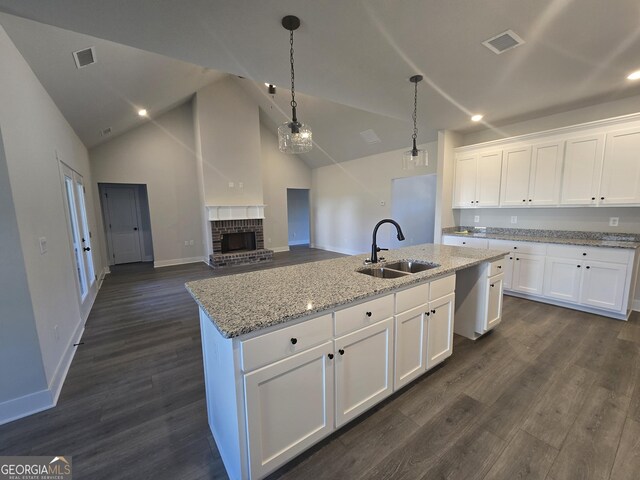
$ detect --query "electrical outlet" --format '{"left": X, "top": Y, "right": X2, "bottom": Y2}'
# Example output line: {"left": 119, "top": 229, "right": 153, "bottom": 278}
{"left": 510, "top": 216, "right": 518, "bottom": 224}
{"left": 39, "top": 237, "right": 47, "bottom": 254}
{"left": 609, "top": 217, "right": 619, "bottom": 227}
{"left": 238, "top": 182, "right": 244, "bottom": 189}
{"left": 228, "top": 182, "right": 234, "bottom": 188}
{"left": 474, "top": 215, "right": 480, "bottom": 223}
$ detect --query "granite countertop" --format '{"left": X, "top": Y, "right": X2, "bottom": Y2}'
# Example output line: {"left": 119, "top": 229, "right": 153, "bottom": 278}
{"left": 185, "top": 244, "right": 507, "bottom": 339}
{"left": 442, "top": 227, "right": 640, "bottom": 249}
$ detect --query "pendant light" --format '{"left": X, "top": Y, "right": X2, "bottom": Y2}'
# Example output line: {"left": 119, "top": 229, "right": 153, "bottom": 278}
{"left": 403, "top": 75, "right": 428, "bottom": 169}
{"left": 278, "top": 15, "right": 313, "bottom": 154}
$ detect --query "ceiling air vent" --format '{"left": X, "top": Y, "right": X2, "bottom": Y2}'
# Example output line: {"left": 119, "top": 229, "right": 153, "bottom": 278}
{"left": 360, "top": 129, "right": 381, "bottom": 144}
{"left": 482, "top": 30, "right": 524, "bottom": 54}
{"left": 72, "top": 47, "right": 96, "bottom": 68}
{"left": 100, "top": 127, "right": 112, "bottom": 137}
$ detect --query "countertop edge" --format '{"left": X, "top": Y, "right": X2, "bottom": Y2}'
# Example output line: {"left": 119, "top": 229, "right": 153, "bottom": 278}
{"left": 442, "top": 232, "right": 640, "bottom": 249}
{"left": 187, "top": 250, "right": 508, "bottom": 339}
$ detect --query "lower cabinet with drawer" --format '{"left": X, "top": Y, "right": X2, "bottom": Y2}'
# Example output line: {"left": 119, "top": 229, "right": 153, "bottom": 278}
{"left": 198, "top": 267, "right": 500, "bottom": 480}
{"left": 394, "top": 276, "right": 456, "bottom": 390}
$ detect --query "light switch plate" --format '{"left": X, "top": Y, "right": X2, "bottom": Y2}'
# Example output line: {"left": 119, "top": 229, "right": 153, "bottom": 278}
{"left": 609, "top": 217, "right": 619, "bottom": 227}
{"left": 510, "top": 216, "right": 518, "bottom": 224}
{"left": 474, "top": 215, "right": 480, "bottom": 223}
{"left": 39, "top": 237, "right": 47, "bottom": 254}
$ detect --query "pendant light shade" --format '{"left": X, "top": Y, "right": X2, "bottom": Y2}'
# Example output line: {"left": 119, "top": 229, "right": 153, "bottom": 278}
{"left": 403, "top": 75, "right": 427, "bottom": 169}
{"left": 278, "top": 15, "right": 312, "bottom": 154}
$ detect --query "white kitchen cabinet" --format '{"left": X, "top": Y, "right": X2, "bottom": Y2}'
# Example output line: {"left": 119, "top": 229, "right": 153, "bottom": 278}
{"left": 511, "top": 253, "right": 545, "bottom": 295}
{"left": 529, "top": 141, "right": 564, "bottom": 205}
{"left": 476, "top": 150, "right": 503, "bottom": 206}
{"left": 442, "top": 235, "right": 489, "bottom": 249}
{"left": 543, "top": 257, "right": 582, "bottom": 303}
{"left": 579, "top": 260, "right": 628, "bottom": 311}
{"left": 500, "top": 146, "right": 532, "bottom": 206}
{"left": 453, "top": 153, "right": 478, "bottom": 208}
{"left": 394, "top": 305, "right": 427, "bottom": 389}
{"left": 600, "top": 127, "right": 640, "bottom": 205}
{"left": 244, "top": 342, "right": 334, "bottom": 478}
{"left": 453, "top": 150, "right": 502, "bottom": 208}
{"left": 482, "top": 274, "right": 504, "bottom": 334}
{"left": 560, "top": 134, "right": 605, "bottom": 205}
{"left": 334, "top": 317, "right": 394, "bottom": 427}
{"left": 502, "top": 254, "right": 515, "bottom": 290}
{"left": 426, "top": 293, "right": 455, "bottom": 369}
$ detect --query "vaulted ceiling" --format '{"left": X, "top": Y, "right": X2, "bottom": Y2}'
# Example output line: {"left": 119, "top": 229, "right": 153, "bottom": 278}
{"left": 2, "top": 0, "right": 640, "bottom": 163}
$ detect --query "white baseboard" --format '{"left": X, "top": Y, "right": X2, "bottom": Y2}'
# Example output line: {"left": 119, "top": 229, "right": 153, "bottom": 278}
{"left": 154, "top": 256, "right": 205, "bottom": 268}
{"left": 48, "top": 318, "right": 85, "bottom": 405}
{"left": 0, "top": 389, "right": 54, "bottom": 426}
{"left": 633, "top": 299, "right": 640, "bottom": 312}
{"left": 311, "top": 243, "right": 364, "bottom": 256}
{"left": 288, "top": 240, "right": 310, "bottom": 246}
{"left": 271, "top": 246, "right": 290, "bottom": 253}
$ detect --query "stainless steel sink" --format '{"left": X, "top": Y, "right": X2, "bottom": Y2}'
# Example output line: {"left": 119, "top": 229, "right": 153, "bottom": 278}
{"left": 383, "top": 260, "right": 439, "bottom": 273}
{"left": 358, "top": 267, "right": 410, "bottom": 279}
{"left": 357, "top": 260, "right": 440, "bottom": 279}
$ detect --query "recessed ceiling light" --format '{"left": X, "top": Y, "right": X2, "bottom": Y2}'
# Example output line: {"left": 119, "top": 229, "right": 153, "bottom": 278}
{"left": 471, "top": 114, "right": 484, "bottom": 122}
{"left": 627, "top": 70, "right": 640, "bottom": 80}
{"left": 138, "top": 109, "right": 148, "bottom": 117}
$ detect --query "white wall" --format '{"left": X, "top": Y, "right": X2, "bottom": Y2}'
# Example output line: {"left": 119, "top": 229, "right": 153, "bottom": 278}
{"left": 0, "top": 25, "right": 105, "bottom": 422}
{"left": 434, "top": 130, "right": 461, "bottom": 243}
{"left": 90, "top": 102, "right": 205, "bottom": 267}
{"left": 287, "top": 189, "right": 311, "bottom": 246}
{"left": 0, "top": 128, "right": 48, "bottom": 408}
{"left": 260, "top": 122, "right": 312, "bottom": 251}
{"left": 194, "top": 76, "right": 263, "bottom": 206}
{"left": 312, "top": 142, "right": 438, "bottom": 255}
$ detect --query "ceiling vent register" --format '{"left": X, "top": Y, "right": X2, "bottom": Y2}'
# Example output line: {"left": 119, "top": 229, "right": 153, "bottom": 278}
{"left": 482, "top": 30, "right": 524, "bottom": 54}
{"left": 72, "top": 47, "right": 96, "bottom": 68}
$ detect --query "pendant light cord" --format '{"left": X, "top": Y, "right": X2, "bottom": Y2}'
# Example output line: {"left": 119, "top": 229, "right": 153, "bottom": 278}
{"left": 412, "top": 80, "right": 418, "bottom": 151}
{"left": 289, "top": 29, "right": 297, "bottom": 122}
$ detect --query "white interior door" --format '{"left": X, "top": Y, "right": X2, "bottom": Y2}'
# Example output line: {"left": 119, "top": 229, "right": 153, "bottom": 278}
{"left": 60, "top": 162, "right": 96, "bottom": 313}
{"left": 104, "top": 186, "right": 142, "bottom": 264}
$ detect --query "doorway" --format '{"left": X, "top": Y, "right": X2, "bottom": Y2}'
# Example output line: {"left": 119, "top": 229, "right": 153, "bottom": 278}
{"left": 99, "top": 183, "right": 154, "bottom": 265}
{"left": 60, "top": 162, "right": 96, "bottom": 312}
{"left": 390, "top": 174, "right": 437, "bottom": 248}
{"left": 286, "top": 188, "right": 310, "bottom": 247}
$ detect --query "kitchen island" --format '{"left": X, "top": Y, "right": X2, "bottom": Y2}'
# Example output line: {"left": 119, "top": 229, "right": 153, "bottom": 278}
{"left": 186, "top": 244, "right": 507, "bottom": 480}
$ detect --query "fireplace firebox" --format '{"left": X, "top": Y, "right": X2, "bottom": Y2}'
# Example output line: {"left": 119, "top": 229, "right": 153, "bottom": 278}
{"left": 221, "top": 232, "right": 256, "bottom": 253}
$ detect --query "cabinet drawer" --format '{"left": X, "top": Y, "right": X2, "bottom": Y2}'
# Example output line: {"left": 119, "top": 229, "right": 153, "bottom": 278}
{"left": 488, "top": 257, "right": 506, "bottom": 277}
{"left": 546, "top": 244, "right": 631, "bottom": 264}
{"left": 241, "top": 314, "right": 333, "bottom": 372}
{"left": 334, "top": 294, "right": 394, "bottom": 336}
{"left": 395, "top": 282, "right": 429, "bottom": 313}
{"left": 429, "top": 274, "right": 456, "bottom": 301}
{"left": 489, "top": 239, "right": 546, "bottom": 255}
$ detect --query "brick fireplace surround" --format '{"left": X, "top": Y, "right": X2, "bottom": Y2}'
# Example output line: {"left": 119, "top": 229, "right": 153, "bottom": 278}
{"left": 210, "top": 219, "right": 273, "bottom": 268}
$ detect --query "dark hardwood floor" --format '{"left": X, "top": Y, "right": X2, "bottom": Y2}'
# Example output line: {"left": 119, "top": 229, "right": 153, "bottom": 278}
{"left": 1, "top": 247, "right": 639, "bottom": 480}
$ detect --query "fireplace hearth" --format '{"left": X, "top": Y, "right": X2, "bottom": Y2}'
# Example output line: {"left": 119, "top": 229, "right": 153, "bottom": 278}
{"left": 210, "top": 219, "right": 273, "bottom": 268}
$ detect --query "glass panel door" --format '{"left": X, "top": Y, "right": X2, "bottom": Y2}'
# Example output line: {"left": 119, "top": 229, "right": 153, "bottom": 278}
{"left": 60, "top": 162, "right": 95, "bottom": 309}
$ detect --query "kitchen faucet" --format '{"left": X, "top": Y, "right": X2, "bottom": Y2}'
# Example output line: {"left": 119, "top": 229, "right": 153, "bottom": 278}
{"left": 370, "top": 219, "right": 405, "bottom": 263}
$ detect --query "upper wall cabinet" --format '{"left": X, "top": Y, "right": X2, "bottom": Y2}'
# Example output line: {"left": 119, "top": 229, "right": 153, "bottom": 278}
{"left": 500, "top": 146, "right": 532, "bottom": 206}
{"left": 529, "top": 141, "right": 564, "bottom": 205}
{"left": 600, "top": 127, "right": 640, "bottom": 205}
{"left": 453, "top": 114, "right": 640, "bottom": 209}
{"left": 560, "top": 134, "right": 604, "bottom": 205}
{"left": 453, "top": 150, "right": 502, "bottom": 208}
